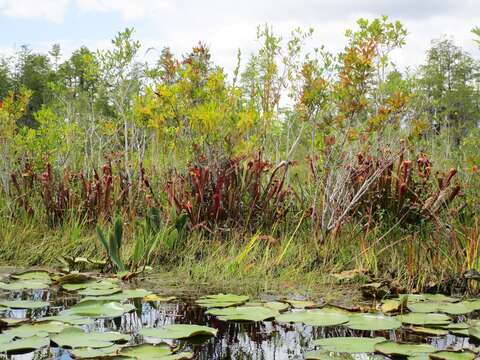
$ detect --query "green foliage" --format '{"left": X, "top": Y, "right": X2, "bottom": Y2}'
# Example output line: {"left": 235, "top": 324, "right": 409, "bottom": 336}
{"left": 96, "top": 218, "right": 126, "bottom": 272}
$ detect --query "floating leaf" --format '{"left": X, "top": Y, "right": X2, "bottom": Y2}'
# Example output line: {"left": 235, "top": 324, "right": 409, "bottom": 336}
{"left": 313, "top": 337, "right": 386, "bottom": 353}
{"left": 429, "top": 351, "right": 477, "bottom": 360}
{"left": 0, "top": 335, "right": 49, "bottom": 353}
{"left": 0, "top": 280, "right": 49, "bottom": 290}
{"left": 39, "top": 314, "right": 94, "bottom": 326}
{"left": 140, "top": 324, "right": 217, "bottom": 340}
{"left": 78, "top": 287, "right": 122, "bottom": 297}
{"left": 11, "top": 271, "right": 52, "bottom": 283}
{"left": 276, "top": 309, "right": 349, "bottom": 327}
{"left": 409, "top": 326, "right": 449, "bottom": 336}
{"left": 82, "top": 288, "right": 152, "bottom": 302}
{"left": 346, "top": 313, "right": 401, "bottom": 331}
{"left": 207, "top": 306, "right": 277, "bottom": 322}
{"left": 196, "top": 294, "right": 249, "bottom": 308}
{"left": 70, "top": 345, "right": 121, "bottom": 359}
{"left": 374, "top": 341, "right": 435, "bottom": 356}
{"left": 407, "top": 301, "right": 472, "bottom": 315}
{"left": 51, "top": 327, "right": 129, "bottom": 348}
{"left": 396, "top": 313, "right": 451, "bottom": 326}
{"left": 61, "top": 300, "right": 134, "bottom": 318}
{"left": 0, "top": 300, "right": 49, "bottom": 309}
{"left": 4, "top": 321, "right": 69, "bottom": 338}
{"left": 119, "top": 343, "right": 172, "bottom": 358}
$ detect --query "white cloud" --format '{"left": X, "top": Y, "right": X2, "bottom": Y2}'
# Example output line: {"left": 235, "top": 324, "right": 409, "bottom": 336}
{"left": 0, "top": 0, "right": 69, "bottom": 23}
{"left": 75, "top": 0, "right": 174, "bottom": 20}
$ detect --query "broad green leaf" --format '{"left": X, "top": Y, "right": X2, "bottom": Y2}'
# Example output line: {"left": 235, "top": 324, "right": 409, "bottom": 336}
{"left": 429, "top": 351, "right": 477, "bottom": 360}
{"left": 70, "top": 345, "right": 121, "bottom": 359}
{"left": 374, "top": 341, "right": 435, "bottom": 356}
{"left": 346, "top": 313, "right": 401, "bottom": 331}
{"left": 196, "top": 294, "right": 249, "bottom": 308}
{"left": 207, "top": 306, "right": 278, "bottom": 322}
{"left": 0, "top": 280, "right": 49, "bottom": 290}
{"left": 0, "top": 335, "right": 49, "bottom": 353}
{"left": 140, "top": 324, "right": 217, "bottom": 340}
{"left": 276, "top": 309, "right": 349, "bottom": 327}
{"left": 4, "top": 321, "right": 69, "bottom": 338}
{"left": 0, "top": 299, "right": 49, "bottom": 309}
{"left": 61, "top": 300, "right": 134, "bottom": 318}
{"left": 407, "top": 301, "right": 472, "bottom": 315}
{"left": 51, "top": 327, "right": 129, "bottom": 348}
{"left": 396, "top": 313, "right": 451, "bottom": 326}
{"left": 313, "top": 337, "right": 386, "bottom": 353}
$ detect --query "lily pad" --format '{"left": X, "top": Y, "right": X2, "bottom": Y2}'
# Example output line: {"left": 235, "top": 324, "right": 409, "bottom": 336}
{"left": 396, "top": 313, "right": 451, "bottom": 326}
{"left": 0, "top": 299, "right": 49, "bottom": 309}
{"left": 61, "top": 300, "right": 135, "bottom": 318}
{"left": 51, "top": 327, "right": 129, "bottom": 348}
{"left": 429, "top": 351, "right": 477, "bottom": 360}
{"left": 409, "top": 326, "right": 449, "bottom": 336}
{"left": 407, "top": 301, "right": 472, "bottom": 315}
{"left": 39, "top": 314, "right": 94, "bottom": 326}
{"left": 11, "top": 271, "right": 52, "bottom": 283}
{"left": 82, "top": 288, "right": 152, "bottom": 302}
{"left": 196, "top": 294, "right": 249, "bottom": 308}
{"left": 374, "top": 341, "right": 435, "bottom": 356}
{"left": 276, "top": 309, "right": 349, "bottom": 327}
{"left": 118, "top": 343, "right": 173, "bottom": 358}
{"left": 70, "top": 345, "right": 121, "bottom": 359}
{"left": 207, "top": 306, "right": 278, "bottom": 322}
{"left": 4, "top": 321, "right": 69, "bottom": 338}
{"left": 346, "top": 313, "right": 401, "bottom": 331}
{"left": 0, "top": 335, "right": 49, "bottom": 353}
{"left": 78, "top": 287, "right": 122, "bottom": 297}
{"left": 0, "top": 280, "right": 49, "bottom": 290}
{"left": 140, "top": 324, "right": 217, "bottom": 340}
{"left": 313, "top": 337, "right": 386, "bottom": 353}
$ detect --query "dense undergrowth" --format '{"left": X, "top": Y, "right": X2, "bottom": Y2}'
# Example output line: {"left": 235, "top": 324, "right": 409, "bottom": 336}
{"left": 0, "top": 17, "right": 480, "bottom": 293}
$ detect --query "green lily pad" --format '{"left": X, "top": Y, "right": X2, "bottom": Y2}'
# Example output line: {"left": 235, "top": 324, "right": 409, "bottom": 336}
{"left": 396, "top": 313, "right": 451, "bottom": 326}
{"left": 0, "top": 280, "right": 50, "bottom": 290}
{"left": 39, "top": 314, "right": 94, "bottom": 326}
{"left": 409, "top": 326, "right": 449, "bottom": 336}
{"left": 63, "top": 280, "right": 119, "bottom": 292}
{"left": 423, "top": 294, "right": 459, "bottom": 303}
{"left": 0, "top": 299, "right": 49, "bottom": 309}
{"left": 78, "top": 287, "right": 122, "bottom": 296}
{"left": 0, "top": 335, "right": 49, "bottom": 353}
{"left": 4, "top": 321, "right": 69, "bottom": 338}
{"left": 374, "top": 341, "right": 435, "bottom": 356}
{"left": 70, "top": 345, "right": 121, "bottom": 359}
{"left": 207, "top": 306, "right": 278, "bottom": 322}
{"left": 276, "top": 309, "right": 349, "bottom": 327}
{"left": 196, "top": 294, "right": 249, "bottom": 308}
{"left": 429, "top": 351, "right": 477, "bottom": 360}
{"left": 408, "top": 301, "right": 472, "bottom": 315}
{"left": 118, "top": 343, "right": 172, "bottom": 358}
{"left": 51, "top": 327, "right": 129, "bottom": 348}
{"left": 468, "top": 324, "right": 480, "bottom": 340}
{"left": 140, "top": 324, "right": 217, "bottom": 340}
{"left": 305, "top": 352, "right": 383, "bottom": 360}
{"left": 313, "top": 337, "right": 386, "bottom": 353}
{"left": 82, "top": 289, "right": 152, "bottom": 302}
{"left": 61, "top": 300, "right": 135, "bottom": 318}
{"left": 346, "top": 313, "right": 401, "bottom": 331}
{"left": 11, "top": 271, "right": 52, "bottom": 283}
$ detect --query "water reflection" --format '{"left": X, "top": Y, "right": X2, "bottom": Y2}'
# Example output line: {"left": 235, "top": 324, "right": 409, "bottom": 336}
{"left": 0, "top": 288, "right": 478, "bottom": 360}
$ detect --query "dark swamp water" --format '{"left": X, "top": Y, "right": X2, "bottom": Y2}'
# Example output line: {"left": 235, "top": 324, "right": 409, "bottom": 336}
{"left": 0, "top": 274, "right": 479, "bottom": 359}
{"left": 1, "top": 293, "right": 479, "bottom": 359}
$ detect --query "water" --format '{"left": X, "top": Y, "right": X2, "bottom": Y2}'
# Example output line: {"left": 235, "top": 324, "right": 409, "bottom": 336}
{"left": 0, "top": 285, "right": 479, "bottom": 359}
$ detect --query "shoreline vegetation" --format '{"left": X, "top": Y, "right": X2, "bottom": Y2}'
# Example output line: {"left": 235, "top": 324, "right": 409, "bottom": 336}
{"left": 1, "top": 17, "right": 480, "bottom": 295}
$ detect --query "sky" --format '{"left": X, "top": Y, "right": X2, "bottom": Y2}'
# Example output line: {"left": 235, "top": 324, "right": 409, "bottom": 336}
{"left": 0, "top": 0, "right": 480, "bottom": 75}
